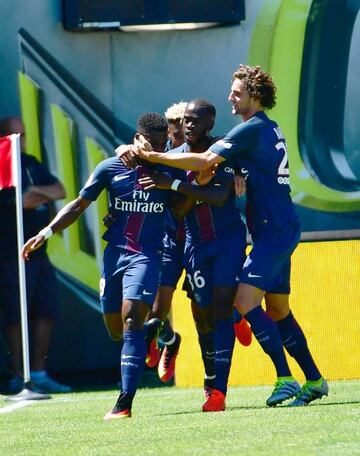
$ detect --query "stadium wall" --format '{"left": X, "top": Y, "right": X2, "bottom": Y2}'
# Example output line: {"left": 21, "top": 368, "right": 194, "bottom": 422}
{"left": 173, "top": 239, "right": 360, "bottom": 386}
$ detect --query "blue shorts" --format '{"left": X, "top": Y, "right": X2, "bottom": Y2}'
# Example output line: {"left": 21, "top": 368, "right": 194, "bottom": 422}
{"left": 0, "top": 256, "right": 58, "bottom": 326}
{"left": 241, "top": 222, "right": 301, "bottom": 293}
{"left": 184, "top": 229, "right": 246, "bottom": 307}
{"left": 159, "top": 238, "right": 184, "bottom": 288}
{"left": 100, "top": 245, "right": 162, "bottom": 313}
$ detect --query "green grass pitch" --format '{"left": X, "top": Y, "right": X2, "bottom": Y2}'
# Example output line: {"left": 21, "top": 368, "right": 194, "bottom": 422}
{"left": 1, "top": 380, "right": 359, "bottom": 456}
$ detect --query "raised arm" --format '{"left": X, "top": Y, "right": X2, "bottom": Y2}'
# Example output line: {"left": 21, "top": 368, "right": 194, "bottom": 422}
{"left": 118, "top": 135, "right": 225, "bottom": 171}
{"left": 21, "top": 196, "right": 91, "bottom": 260}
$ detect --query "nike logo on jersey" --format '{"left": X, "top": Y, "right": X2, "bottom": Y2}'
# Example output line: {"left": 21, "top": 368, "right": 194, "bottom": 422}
{"left": 113, "top": 174, "right": 129, "bottom": 182}
{"left": 121, "top": 354, "right": 142, "bottom": 359}
{"left": 248, "top": 272, "right": 262, "bottom": 278}
{"left": 143, "top": 290, "right": 153, "bottom": 295}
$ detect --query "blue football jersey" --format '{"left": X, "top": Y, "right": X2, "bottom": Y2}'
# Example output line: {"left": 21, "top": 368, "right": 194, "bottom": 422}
{"left": 173, "top": 143, "right": 246, "bottom": 244}
{"left": 210, "top": 111, "right": 299, "bottom": 243}
{"left": 79, "top": 157, "right": 183, "bottom": 253}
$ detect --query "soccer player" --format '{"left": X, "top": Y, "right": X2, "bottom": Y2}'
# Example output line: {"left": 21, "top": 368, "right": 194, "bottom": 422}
{"left": 22, "top": 113, "right": 186, "bottom": 419}
{"left": 164, "top": 101, "right": 187, "bottom": 149}
{"left": 144, "top": 101, "right": 188, "bottom": 381}
{"left": 138, "top": 98, "right": 248, "bottom": 411}
{"left": 120, "top": 66, "right": 329, "bottom": 407}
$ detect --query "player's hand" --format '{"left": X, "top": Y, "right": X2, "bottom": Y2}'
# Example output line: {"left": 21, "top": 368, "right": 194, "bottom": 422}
{"left": 195, "top": 164, "right": 218, "bottom": 186}
{"left": 135, "top": 134, "right": 153, "bottom": 152}
{"left": 115, "top": 144, "right": 138, "bottom": 169}
{"left": 234, "top": 175, "right": 246, "bottom": 197}
{"left": 21, "top": 235, "right": 46, "bottom": 261}
{"left": 103, "top": 212, "right": 115, "bottom": 228}
{"left": 138, "top": 171, "right": 173, "bottom": 190}
{"left": 133, "top": 134, "right": 156, "bottom": 161}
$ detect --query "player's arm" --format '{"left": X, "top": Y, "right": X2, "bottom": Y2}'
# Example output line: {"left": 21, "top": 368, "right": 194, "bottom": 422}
{"left": 138, "top": 170, "right": 232, "bottom": 208}
{"left": 118, "top": 135, "right": 224, "bottom": 171}
{"left": 21, "top": 196, "right": 91, "bottom": 260}
{"left": 22, "top": 159, "right": 109, "bottom": 260}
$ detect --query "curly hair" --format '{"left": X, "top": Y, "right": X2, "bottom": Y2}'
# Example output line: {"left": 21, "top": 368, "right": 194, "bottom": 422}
{"left": 232, "top": 65, "right": 277, "bottom": 109}
{"left": 137, "top": 112, "right": 168, "bottom": 133}
{"left": 164, "top": 101, "right": 187, "bottom": 121}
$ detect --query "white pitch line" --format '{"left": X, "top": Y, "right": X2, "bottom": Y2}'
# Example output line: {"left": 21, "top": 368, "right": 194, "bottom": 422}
{"left": 0, "top": 400, "right": 35, "bottom": 414}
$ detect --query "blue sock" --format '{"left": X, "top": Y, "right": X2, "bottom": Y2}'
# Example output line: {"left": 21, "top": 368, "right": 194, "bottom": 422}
{"left": 215, "top": 318, "right": 235, "bottom": 394}
{"left": 276, "top": 312, "right": 321, "bottom": 381}
{"left": 245, "top": 306, "right": 291, "bottom": 377}
{"left": 121, "top": 330, "right": 146, "bottom": 395}
{"left": 198, "top": 331, "right": 216, "bottom": 386}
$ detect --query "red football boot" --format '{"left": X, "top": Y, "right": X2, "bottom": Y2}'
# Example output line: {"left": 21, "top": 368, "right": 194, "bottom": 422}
{"left": 146, "top": 338, "right": 161, "bottom": 368}
{"left": 104, "top": 392, "right": 133, "bottom": 420}
{"left": 202, "top": 388, "right": 226, "bottom": 412}
{"left": 234, "top": 317, "right": 252, "bottom": 347}
{"left": 158, "top": 333, "right": 181, "bottom": 382}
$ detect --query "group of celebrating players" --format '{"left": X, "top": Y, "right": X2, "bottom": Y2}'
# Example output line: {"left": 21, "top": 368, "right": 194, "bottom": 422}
{"left": 22, "top": 64, "right": 329, "bottom": 420}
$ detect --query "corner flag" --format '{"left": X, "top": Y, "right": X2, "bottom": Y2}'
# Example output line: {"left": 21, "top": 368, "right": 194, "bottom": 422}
{"left": 0, "top": 134, "right": 50, "bottom": 401}
{"left": 0, "top": 135, "right": 17, "bottom": 189}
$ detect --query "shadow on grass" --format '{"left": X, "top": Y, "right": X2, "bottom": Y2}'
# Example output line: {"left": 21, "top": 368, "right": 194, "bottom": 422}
{"left": 156, "top": 400, "right": 360, "bottom": 417}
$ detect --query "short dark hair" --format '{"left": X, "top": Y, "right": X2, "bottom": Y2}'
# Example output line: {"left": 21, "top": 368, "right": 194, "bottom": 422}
{"left": 232, "top": 65, "right": 276, "bottom": 109}
{"left": 137, "top": 112, "right": 168, "bottom": 133}
{"left": 186, "top": 99, "right": 216, "bottom": 119}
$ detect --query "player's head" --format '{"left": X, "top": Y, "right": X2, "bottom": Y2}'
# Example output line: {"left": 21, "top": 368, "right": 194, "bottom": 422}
{"left": 136, "top": 112, "right": 168, "bottom": 152}
{"left": 0, "top": 117, "right": 26, "bottom": 152}
{"left": 229, "top": 65, "right": 276, "bottom": 117}
{"left": 164, "top": 101, "right": 187, "bottom": 148}
{"left": 183, "top": 99, "right": 216, "bottom": 146}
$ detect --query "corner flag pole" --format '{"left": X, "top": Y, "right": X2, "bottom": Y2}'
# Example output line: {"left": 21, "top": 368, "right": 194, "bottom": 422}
{"left": 11, "top": 133, "right": 31, "bottom": 384}
{"left": 4, "top": 134, "right": 50, "bottom": 401}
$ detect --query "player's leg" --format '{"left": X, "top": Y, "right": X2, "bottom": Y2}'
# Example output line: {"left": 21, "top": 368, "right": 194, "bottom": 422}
{"left": 155, "top": 285, "right": 181, "bottom": 382}
{"left": 185, "top": 244, "right": 216, "bottom": 399}
{"left": 191, "top": 299, "right": 216, "bottom": 396}
{"left": 146, "top": 241, "right": 183, "bottom": 372}
{"left": 202, "top": 286, "right": 236, "bottom": 412}
{"left": 235, "top": 282, "right": 300, "bottom": 406}
{"left": 104, "top": 250, "right": 160, "bottom": 420}
{"left": 202, "top": 231, "right": 247, "bottom": 411}
{"left": 265, "top": 292, "right": 328, "bottom": 406}
{"left": 103, "top": 312, "right": 123, "bottom": 341}
{"left": 237, "top": 238, "right": 301, "bottom": 406}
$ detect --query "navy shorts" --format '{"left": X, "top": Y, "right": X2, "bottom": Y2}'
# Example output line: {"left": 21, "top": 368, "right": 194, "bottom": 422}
{"left": 159, "top": 238, "right": 185, "bottom": 288}
{"left": 241, "top": 222, "right": 301, "bottom": 294}
{"left": 100, "top": 245, "right": 162, "bottom": 313}
{"left": 184, "top": 229, "right": 246, "bottom": 307}
{"left": 0, "top": 256, "right": 58, "bottom": 327}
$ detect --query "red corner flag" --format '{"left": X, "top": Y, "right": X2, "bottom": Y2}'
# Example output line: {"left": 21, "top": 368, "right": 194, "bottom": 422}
{"left": 0, "top": 135, "right": 17, "bottom": 189}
